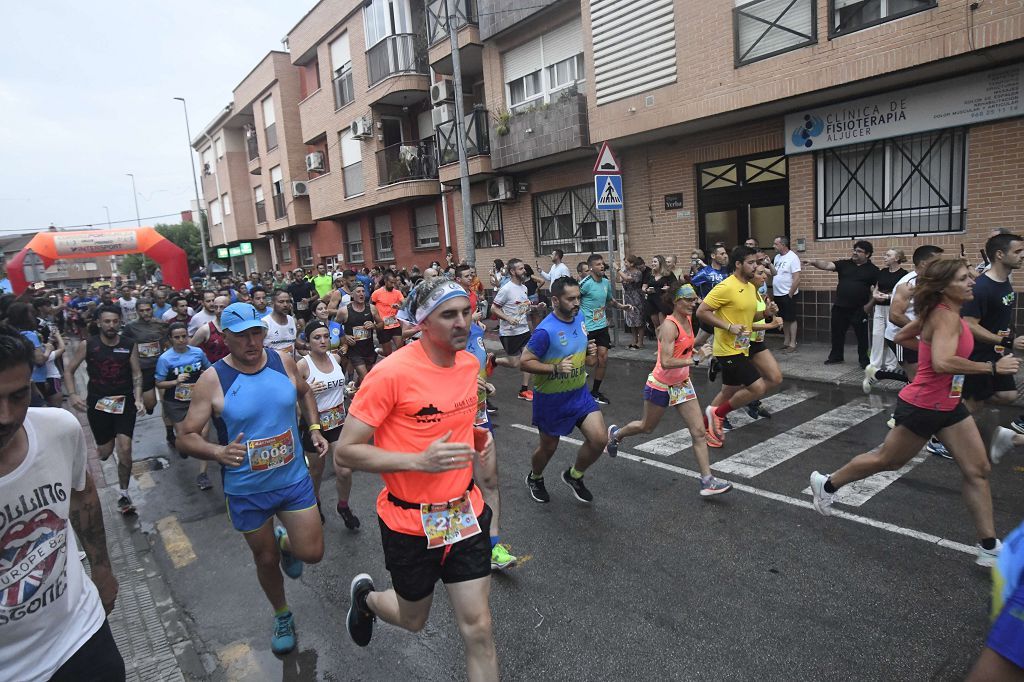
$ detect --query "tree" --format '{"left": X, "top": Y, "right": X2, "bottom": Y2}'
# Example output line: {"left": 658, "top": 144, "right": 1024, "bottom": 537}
{"left": 119, "top": 221, "right": 206, "bottom": 281}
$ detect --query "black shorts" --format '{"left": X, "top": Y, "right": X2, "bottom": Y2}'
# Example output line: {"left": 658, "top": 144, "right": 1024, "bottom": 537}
{"left": 35, "top": 378, "right": 61, "bottom": 399}
{"left": 961, "top": 371, "right": 1017, "bottom": 402}
{"left": 50, "top": 619, "right": 125, "bottom": 682}
{"left": 719, "top": 354, "right": 762, "bottom": 387}
{"left": 378, "top": 327, "right": 402, "bottom": 344}
{"left": 886, "top": 338, "right": 919, "bottom": 366}
{"left": 774, "top": 293, "right": 795, "bottom": 321}
{"left": 587, "top": 327, "right": 612, "bottom": 349}
{"left": 893, "top": 397, "right": 970, "bottom": 439}
{"left": 141, "top": 367, "right": 156, "bottom": 393}
{"left": 378, "top": 504, "right": 492, "bottom": 602}
{"left": 349, "top": 346, "right": 378, "bottom": 368}
{"left": 500, "top": 332, "right": 531, "bottom": 356}
{"left": 301, "top": 424, "right": 342, "bottom": 452}
{"left": 87, "top": 397, "right": 138, "bottom": 445}
{"left": 749, "top": 341, "right": 768, "bottom": 355}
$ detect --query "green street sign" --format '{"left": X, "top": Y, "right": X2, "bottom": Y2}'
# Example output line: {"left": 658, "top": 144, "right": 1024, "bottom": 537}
{"left": 229, "top": 246, "right": 242, "bottom": 257}
{"left": 239, "top": 242, "right": 253, "bottom": 255}
{"left": 216, "top": 248, "right": 229, "bottom": 258}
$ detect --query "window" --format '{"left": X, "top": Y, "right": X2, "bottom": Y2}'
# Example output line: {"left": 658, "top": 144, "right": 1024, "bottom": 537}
{"left": 214, "top": 136, "right": 225, "bottom": 159}
{"left": 221, "top": 193, "right": 231, "bottom": 216}
{"left": 298, "top": 231, "right": 313, "bottom": 267}
{"left": 262, "top": 95, "right": 278, "bottom": 151}
{"left": 473, "top": 204, "right": 504, "bottom": 248}
{"left": 508, "top": 71, "right": 543, "bottom": 111}
{"left": 374, "top": 215, "right": 394, "bottom": 261}
{"left": 734, "top": 0, "right": 816, "bottom": 65}
{"left": 364, "top": 0, "right": 414, "bottom": 48}
{"left": 413, "top": 205, "right": 440, "bottom": 249}
{"left": 817, "top": 128, "right": 966, "bottom": 238}
{"left": 546, "top": 54, "right": 585, "bottom": 94}
{"left": 830, "top": 0, "right": 934, "bottom": 37}
{"left": 346, "top": 220, "right": 364, "bottom": 263}
{"left": 340, "top": 128, "right": 364, "bottom": 197}
{"left": 591, "top": 0, "right": 676, "bottom": 105}
{"left": 254, "top": 185, "right": 267, "bottom": 224}
{"left": 330, "top": 32, "right": 355, "bottom": 110}
{"left": 280, "top": 234, "right": 292, "bottom": 263}
{"left": 270, "top": 166, "right": 286, "bottom": 219}
{"left": 210, "top": 199, "right": 222, "bottom": 226}
{"left": 503, "top": 19, "right": 585, "bottom": 113}
{"left": 533, "top": 185, "right": 616, "bottom": 255}
{"left": 201, "top": 147, "right": 214, "bottom": 174}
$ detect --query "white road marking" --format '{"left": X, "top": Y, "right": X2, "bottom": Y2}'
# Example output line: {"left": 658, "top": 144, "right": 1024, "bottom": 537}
{"left": 509, "top": 423, "right": 975, "bottom": 557}
{"left": 801, "top": 452, "right": 929, "bottom": 507}
{"left": 712, "top": 400, "right": 884, "bottom": 478}
{"left": 634, "top": 388, "right": 817, "bottom": 457}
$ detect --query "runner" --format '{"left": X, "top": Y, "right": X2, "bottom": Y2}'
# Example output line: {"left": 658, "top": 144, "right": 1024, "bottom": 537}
{"left": 63, "top": 305, "right": 144, "bottom": 516}
{"left": 296, "top": 319, "right": 360, "bottom": 530}
{"left": 491, "top": 258, "right": 542, "bottom": 401}
{"left": 162, "top": 295, "right": 194, "bottom": 326}
{"left": 121, "top": 297, "right": 165, "bottom": 417}
{"left": 265, "top": 289, "right": 302, "bottom": 359}
{"left": 287, "top": 268, "right": 317, "bottom": 325}
{"left": 325, "top": 270, "right": 357, "bottom": 317}
{"left": 739, "top": 264, "right": 783, "bottom": 421}
{"left": 578, "top": 253, "right": 634, "bottom": 405}
{"left": 0, "top": 327, "right": 125, "bottom": 681}
{"left": 966, "top": 519, "right": 1024, "bottom": 679}
{"left": 370, "top": 271, "right": 405, "bottom": 357}
{"left": 188, "top": 290, "right": 218, "bottom": 335}
{"left": 606, "top": 283, "right": 732, "bottom": 496}
{"left": 809, "top": 258, "right": 1015, "bottom": 566}
{"left": 177, "top": 302, "right": 327, "bottom": 655}
{"left": 300, "top": 300, "right": 344, "bottom": 351}
{"left": 251, "top": 286, "right": 272, "bottom": 318}
{"left": 155, "top": 322, "right": 212, "bottom": 486}
{"left": 519, "top": 276, "right": 607, "bottom": 503}
{"left": 696, "top": 246, "right": 768, "bottom": 447}
{"left": 311, "top": 263, "right": 334, "bottom": 301}
{"left": 690, "top": 244, "right": 730, "bottom": 356}
{"left": 339, "top": 284, "right": 380, "bottom": 385}
{"left": 118, "top": 284, "right": 139, "bottom": 324}
{"left": 337, "top": 279, "right": 499, "bottom": 681}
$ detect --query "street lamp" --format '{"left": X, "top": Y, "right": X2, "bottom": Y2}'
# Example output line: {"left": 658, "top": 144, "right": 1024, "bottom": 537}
{"left": 174, "top": 96, "right": 211, "bottom": 277}
{"left": 102, "top": 205, "right": 112, "bottom": 229}
{"left": 126, "top": 173, "right": 146, "bottom": 282}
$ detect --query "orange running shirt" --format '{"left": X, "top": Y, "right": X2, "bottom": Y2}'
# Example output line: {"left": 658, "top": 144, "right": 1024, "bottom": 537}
{"left": 370, "top": 287, "right": 405, "bottom": 329}
{"left": 347, "top": 340, "right": 483, "bottom": 535}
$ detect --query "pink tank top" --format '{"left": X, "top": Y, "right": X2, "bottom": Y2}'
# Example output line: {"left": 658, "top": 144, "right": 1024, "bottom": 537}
{"left": 649, "top": 316, "right": 693, "bottom": 387}
{"left": 899, "top": 306, "right": 973, "bottom": 412}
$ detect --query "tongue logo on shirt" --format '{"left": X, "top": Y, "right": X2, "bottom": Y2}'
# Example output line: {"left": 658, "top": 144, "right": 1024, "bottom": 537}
{"left": 1, "top": 509, "right": 66, "bottom": 608}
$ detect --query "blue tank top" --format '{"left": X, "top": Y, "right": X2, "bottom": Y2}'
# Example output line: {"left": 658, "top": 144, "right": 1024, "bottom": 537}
{"left": 213, "top": 351, "right": 306, "bottom": 495}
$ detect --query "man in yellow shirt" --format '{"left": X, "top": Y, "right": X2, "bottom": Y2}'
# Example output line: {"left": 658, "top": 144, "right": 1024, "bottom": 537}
{"left": 696, "top": 246, "right": 770, "bottom": 447}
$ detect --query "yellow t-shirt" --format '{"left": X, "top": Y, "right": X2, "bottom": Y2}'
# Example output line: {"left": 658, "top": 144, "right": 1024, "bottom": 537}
{"left": 703, "top": 274, "right": 759, "bottom": 357}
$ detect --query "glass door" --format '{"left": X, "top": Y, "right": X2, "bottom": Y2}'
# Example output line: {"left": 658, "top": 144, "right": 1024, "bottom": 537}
{"left": 697, "top": 152, "right": 789, "bottom": 253}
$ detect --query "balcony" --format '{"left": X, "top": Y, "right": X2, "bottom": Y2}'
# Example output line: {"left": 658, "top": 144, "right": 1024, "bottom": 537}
{"left": 366, "top": 34, "right": 428, "bottom": 87}
{"left": 437, "top": 108, "right": 492, "bottom": 185}
{"left": 426, "top": 0, "right": 477, "bottom": 46}
{"left": 255, "top": 200, "right": 267, "bottom": 224}
{"left": 376, "top": 138, "right": 438, "bottom": 186}
{"left": 426, "top": 0, "right": 482, "bottom": 75}
{"left": 272, "top": 193, "right": 287, "bottom": 220}
{"left": 491, "top": 88, "right": 591, "bottom": 171}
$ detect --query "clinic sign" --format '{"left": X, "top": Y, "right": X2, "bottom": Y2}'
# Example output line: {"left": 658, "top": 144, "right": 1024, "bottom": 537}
{"left": 785, "top": 64, "right": 1023, "bottom": 154}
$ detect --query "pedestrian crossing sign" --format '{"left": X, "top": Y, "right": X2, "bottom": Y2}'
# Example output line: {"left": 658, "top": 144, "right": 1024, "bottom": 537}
{"left": 594, "top": 174, "right": 623, "bottom": 211}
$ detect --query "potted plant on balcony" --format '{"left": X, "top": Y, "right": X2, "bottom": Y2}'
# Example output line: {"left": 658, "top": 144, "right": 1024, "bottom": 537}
{"left": 494, "top": 109, "right": 511, "bottom": 136}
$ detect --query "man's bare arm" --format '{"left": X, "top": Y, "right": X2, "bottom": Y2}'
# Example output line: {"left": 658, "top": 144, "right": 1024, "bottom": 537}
{"left": 70, "top": 471, "right": 117, "bottom": 614}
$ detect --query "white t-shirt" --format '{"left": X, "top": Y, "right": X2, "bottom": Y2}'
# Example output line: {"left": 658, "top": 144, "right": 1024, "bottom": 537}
{"left": 188, "top": 309, "right": 218, "bottom": 336}
{"left": 119, "top": 297, "right": 138, "bottom": 323}
{"left": 541, "top": 262, "right": 571, "bottom": 284}
{"left": 0, "top": 408, "right": 104, "bottom": 682}
{"left": 264, "top": 314, "right": 297, "bottom": 358}
{"left": 161, "top": 307, "right": 194, "bottom": 323}
{"left": 884, "top": 270, "right": 918, "bottom": 341}
{"left": 493, "top": 281, "right": 531, "bottom": 337}
{"left": 772, "top": 250, "right": 802, "bottom": 296}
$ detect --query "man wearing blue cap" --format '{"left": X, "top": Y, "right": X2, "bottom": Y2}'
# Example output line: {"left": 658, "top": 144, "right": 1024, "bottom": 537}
{"left": 176, "top": 302, "right": 327, "bottom": 656}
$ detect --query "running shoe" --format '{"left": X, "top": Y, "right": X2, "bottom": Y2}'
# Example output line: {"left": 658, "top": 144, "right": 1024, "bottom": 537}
{"left": 486, "top": 401, "right": 498, "bottom": 414}
{"left": 485, "top": 353, "right": 496, "bottom": 377}
{"left": 1010, "top": 415, "right": 1024, "bottom": 435}
{"left": 196, "top": 473, "right": 212, "bottom": 491}
{"left": 705, "top": 429, "right": 723, "bottom": 448}
{"left": 707, "top": 357, "right": 720, "bottom": 383}
{"left": 117, "top": 494, "right": 136, "bottom": 516}
{"left": 752, "top": 402, "right": 772, "bottom": 419}
{"left": 347, "top": 573, "right": 376, "bottom": 647}
{"left": 605, "top": 425, "right": 619, "bottom": 458}
{"left": 705, "top": 405, "right": 724, "bottom": 440}
{"left": 518, "top": 389, "right": 534, "bottom": 401}
{"left": 990, "top": 426, "right": 1016, "bottom": 465}
{"left": 722, "top": 417, "right": 734, "bottom": 432}
{"left": 275, "top": 526, "right": 303, "bottom": 579}
{"left": 271, "top": 611, "right": 296, "bottom": 655}
{"left": 700, "top": 476, "right": 732, "bottom": 496}
{"left": 862, "top": 364, "right": 878, "bottom": 395}
{"left": 561, "top": 469, "right": 593, "bottom": 503}
{"left": 886, "top": 415, "right": 896, "bottom": 429}
{"left": 490, "top": 544, "right": 518, "bottom": 571}
{"left": 976, "top": 540, "right": 1003, "bottom": 568}
{"left": 337, "top": 504, "right": 361, "bottom": 530}
{"left": 927, "top": 438, "right": 953, "bottom": 460}
{"left": 592, "top": 391, "right": 610, "bottom": 405}
{"left": 526, "top": 473, "right": 550, "bottom": 503}
{"left": 808, "top": 471, "right": 835, "bottom": 516}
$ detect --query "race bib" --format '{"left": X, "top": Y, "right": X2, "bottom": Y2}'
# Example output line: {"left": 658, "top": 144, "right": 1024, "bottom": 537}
{"left": 383, "top": 316, "right": 398, "bottom": 327}
{"left": 319, "top": 403, "right": 346, "bottom": 431}
{"left": 95, "top": 395, "right": 126, "bottom": 414}
{"left": 173, "top": 383, "right": 193, "bottom": 402}
{"left": 419, "top": 490, "right": 481, "bottom": 549}
{"left": 354, "top": 327, "right": 371, "bottom": 340}
{"left": 138, "top": 341, "right": 161, "bottom": 358}
{"left": 474, "top": 405, "right": 489, "bottom": 426}
{"left": 750, "top": 329, "right": 765, "bottom": 343}
{"left": 246, "top": 429, "right": 296, "bottom": 472}
{"left": 668, "top": 380, "right": 697, "bottom": 406}
{"left": 949, "top": 374, "right": 965, "bottom": 399}
{"left": 733, "top": 330, "right": 750, "bottom": 351}
{"left": 592, "top": 307, "right": 606, "bottom": 323}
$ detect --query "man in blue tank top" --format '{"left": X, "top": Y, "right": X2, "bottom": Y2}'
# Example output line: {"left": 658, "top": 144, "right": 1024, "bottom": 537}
{"left": 177, "top": 302, "right": 328, "bottom": 656}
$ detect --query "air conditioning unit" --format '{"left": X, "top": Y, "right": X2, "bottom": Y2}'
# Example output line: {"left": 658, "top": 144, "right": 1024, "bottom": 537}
{"left": 431, "top": 103, "right": 457, "bottom": 128}
{"left": 487, "top": 177, "right": 515, "bottom": 202}
{"left": 305, "top": 152, "right": 325, "bottom": 172}
{"left": 430, "top": 78, "right": 455, "bottom": 106}
{"left": 292, "top": 181, "right": 309, "bottom": 197}
{"left": 351, "top": 117, "right": 372, "bottom": 139}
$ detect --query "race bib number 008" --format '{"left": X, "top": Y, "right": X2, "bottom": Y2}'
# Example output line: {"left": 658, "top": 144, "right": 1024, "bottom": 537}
{"left": 246, "top": 429, "right": 296, "bottom": 472}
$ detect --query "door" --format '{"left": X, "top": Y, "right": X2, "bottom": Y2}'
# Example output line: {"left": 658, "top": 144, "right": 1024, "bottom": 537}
{"left": 381, "top": 116, "right": 404, "bottom": 147}
{"left": 697, "top": 152, "right": 788, "bottom": 253}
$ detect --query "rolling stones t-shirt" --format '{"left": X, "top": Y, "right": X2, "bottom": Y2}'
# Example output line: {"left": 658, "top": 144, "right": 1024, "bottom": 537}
{"left": 0, "top": 408, "right": 104, "bottom": 681}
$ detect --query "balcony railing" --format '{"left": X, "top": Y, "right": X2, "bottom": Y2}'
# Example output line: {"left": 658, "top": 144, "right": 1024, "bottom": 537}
{"left": 255, "top": 200, "right": 267, "bottom": 224}
{"left": 332, "top": 66, "right": 355, "bottom": 110}
{"left": 265, "top": 123, "right": 278, "bottom": 151}
{"left": 426, "top": 0, "right": 478, "bottom": 46}
{"left": 376, "top": 139, "right": 438, "bottom": 186}
{"left": 366, "top": 34, "right": 428, "bottom": 86}
{"left": 272, "top": 193, "right": 287, "bottom": 219}
{"left": 246, "top": 135, "right": 259, "bottom": 161}
{"left": 437, "top": 108, "right": 490, "bottom": 166}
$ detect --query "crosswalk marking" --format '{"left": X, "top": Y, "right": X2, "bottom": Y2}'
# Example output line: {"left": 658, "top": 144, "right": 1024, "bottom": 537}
{"left": 712, "top": 400, "right": 884, "bottom": 478}
{"left": 634, "top": 388, "right": 818, "bottom": 457}
{"left": 801, "top": 452, "right": 928, "bottom": 507}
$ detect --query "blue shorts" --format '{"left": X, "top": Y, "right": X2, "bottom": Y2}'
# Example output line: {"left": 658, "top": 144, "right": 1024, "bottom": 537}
{"left": 643, "top": 384, "right": 670, "bottom": 408}
{"left": 987, "top": 581, "right": 1024, "bottom": 669}
{"left": 532, "top": 387, "right": 600, "bottom": 437}
{"left": 224, "top": 475, "right": 318, "bottom": 533}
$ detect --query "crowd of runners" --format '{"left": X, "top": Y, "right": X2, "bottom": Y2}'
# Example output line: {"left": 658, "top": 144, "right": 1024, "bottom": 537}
{"left": 1, "top": 237, "right": 1022, "bottom": 680}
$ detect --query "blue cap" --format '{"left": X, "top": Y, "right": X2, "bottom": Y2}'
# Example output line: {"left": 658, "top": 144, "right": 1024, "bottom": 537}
{"left": 221, "top": 303, "right": 266, "bottom": 333}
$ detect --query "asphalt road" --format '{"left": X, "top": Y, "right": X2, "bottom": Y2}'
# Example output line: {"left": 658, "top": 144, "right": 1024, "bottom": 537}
{"left": 123, "top": 352, "right": 1024, "bottom": 681}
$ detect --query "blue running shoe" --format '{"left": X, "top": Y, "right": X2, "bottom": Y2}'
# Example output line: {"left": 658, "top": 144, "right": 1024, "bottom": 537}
{"left": 605, "top": 425, "right": 619, "bottom": 458}
{"left": 275, "top": 526, "right": 303, "bottom": 579}
{"left": 926, "top": 438, "right": 952, "bottom": 460}
{"left": 271, "top": 611, "right": 296, "bottom": 655}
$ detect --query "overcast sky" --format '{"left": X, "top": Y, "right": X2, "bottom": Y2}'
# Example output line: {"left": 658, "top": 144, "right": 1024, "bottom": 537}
{"left": 0, "top": 1, "right": 317, "bottom": 235}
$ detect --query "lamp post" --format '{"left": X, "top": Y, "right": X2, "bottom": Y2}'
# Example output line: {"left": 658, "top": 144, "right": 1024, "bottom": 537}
{"left": 174, "top": 97, "right": 211, "bottom": 277}
{"left": 102, "top": 205, "right": 112, "bottom": 229}
{"left": 126, "top": 173, "right": 147, "bottom": 282}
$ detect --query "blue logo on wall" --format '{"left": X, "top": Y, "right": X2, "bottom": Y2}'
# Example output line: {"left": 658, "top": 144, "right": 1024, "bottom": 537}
{"left": 792, "top": 114, "right": 824, "bottom": 149}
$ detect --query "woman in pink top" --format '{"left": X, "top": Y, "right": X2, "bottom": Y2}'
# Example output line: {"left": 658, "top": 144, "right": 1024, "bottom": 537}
{"left": 809, "top": 258, "right": 1019, "bottom": 567}
{"left": 606, "top": 284, "right": 732, "bottom": 497}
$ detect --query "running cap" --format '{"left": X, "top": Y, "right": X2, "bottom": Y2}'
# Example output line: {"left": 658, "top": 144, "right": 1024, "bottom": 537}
{"left": 221, "top": 302, "right": 266, "bottom": 333}
{"left": 674, "top": 283, "right": 697, "bottom": 300}
{"left": 398, "top": 280, "right": 468, "bottom": 326}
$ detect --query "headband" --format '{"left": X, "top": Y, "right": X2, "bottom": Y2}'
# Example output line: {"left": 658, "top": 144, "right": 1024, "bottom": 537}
{"left": 398, "top": 281, "right": 468, "bottom": 326}
{"left": 674, "top": 284, "right": 697, "bottom": 300}
{"left": 303, "top": 320, "right": 329, "bottom": 339}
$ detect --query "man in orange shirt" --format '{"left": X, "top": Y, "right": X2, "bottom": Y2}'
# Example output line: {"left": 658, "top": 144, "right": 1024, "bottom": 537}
{"left": 370, "top": 271, "right": 405, "bottom": 357}
{"left": 337, "top": 278, "right": 498, "bottom": 681}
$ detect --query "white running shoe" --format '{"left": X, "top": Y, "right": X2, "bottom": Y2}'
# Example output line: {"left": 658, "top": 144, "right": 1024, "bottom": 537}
{"left": 990, "top": 426, "right": 1016, "bottom": 465}
{"left": 976, "top": 539, "right": 1003, "bottom": 568}
{"left": 862, "top": 364, "right": 877, "bottom": 395}
{"left": 809, "top": 471, "right": 835, "bottom": 516}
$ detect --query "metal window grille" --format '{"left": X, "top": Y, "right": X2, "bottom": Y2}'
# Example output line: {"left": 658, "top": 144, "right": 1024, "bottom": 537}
{"left": 734, "top": 0, "right": 816, "bottom": 66}
{"left": 533, "top": 185, "right": 616, "bottom": 256}
{"left": 473, "top": 204, "right": 503, "bottom": 248}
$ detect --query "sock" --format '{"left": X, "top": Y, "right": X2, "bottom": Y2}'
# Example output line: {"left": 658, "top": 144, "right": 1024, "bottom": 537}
{"left": 520, "top": 385, "right": 528, "bottom": 392}
{"left": 530, "top": 471, "right": 543, "bottom": 480}
{"left": 337, "top": 500, "right": 349, "bottom": 510}
{"left": 569, "top": 466, "right": 584, "bottom": 480}
{"left": 274, "top": 605, "right": 290, "bottom": 617}
{"left": 593, "top": 379, "right": 603, "bottom": 393}
{"left": 700, "top": 474, "right": 712, "bottom": 484}
{"left": 823, "top": 477, "right": 837, "bottom": 494}
{"left": 490, "top": 535, "right": 499, "bottom": 549}
{"left": 714, "top": 401, "right": 733, "bottom": 418}
{"left": 119, "top": 488, "right": 129, "bottom": 498}
{"left": 980, "top": 537, "right": 997, "bottom": 551}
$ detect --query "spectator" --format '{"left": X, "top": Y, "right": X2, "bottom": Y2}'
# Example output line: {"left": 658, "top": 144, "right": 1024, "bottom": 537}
{"left": 865, "top": 248, "right": 908, "bottom": 376}
{"left": 771, "top": 236, "right": 802, "bottom": 353}
{"left": 618, "top": 255, "right": 647, "bottom": 349}
{"left": 804, "top": 240, "right": 879, "bottom": 367}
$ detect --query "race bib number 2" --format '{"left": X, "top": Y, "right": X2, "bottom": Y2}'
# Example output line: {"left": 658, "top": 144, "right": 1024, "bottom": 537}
{"left": 246, "top": 429, "right": 296, "bottom": 472}
{"left": 420, "top": 490, "right": 481, "bottom": 549}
